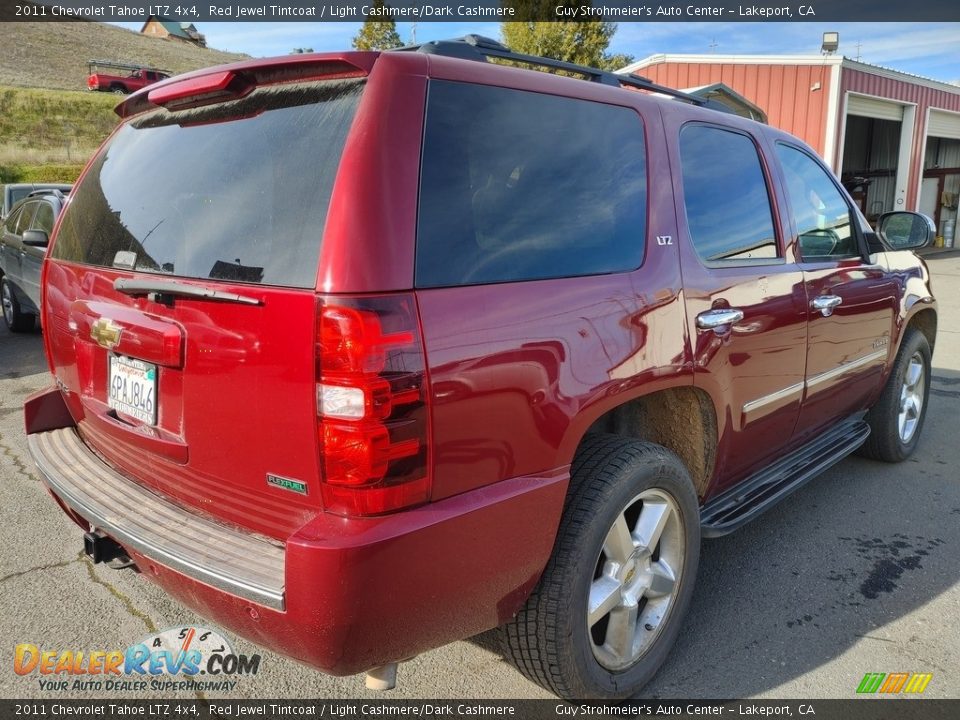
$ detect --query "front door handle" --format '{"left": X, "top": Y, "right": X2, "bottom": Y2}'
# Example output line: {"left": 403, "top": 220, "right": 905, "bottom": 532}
{"left": 812, "top": 294, "right": 842, "bottom": 317}
{"left": 696, "top": 308, "right": 744, "bottom": 333}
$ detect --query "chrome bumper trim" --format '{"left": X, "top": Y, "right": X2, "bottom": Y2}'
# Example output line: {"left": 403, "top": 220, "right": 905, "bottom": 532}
{"left": 806, "top": 349, "right": 888, "bottom": 389}
{"left": 28, "top": 427, "right": 285, "bottom": 610}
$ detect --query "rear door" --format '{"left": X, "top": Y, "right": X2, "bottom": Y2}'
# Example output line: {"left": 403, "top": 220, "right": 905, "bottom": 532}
{"left": 45, "top": 77, "right": 365, "bottom": 539}
{"left": 663, "top": 108, "right": 809, "bottom": 492}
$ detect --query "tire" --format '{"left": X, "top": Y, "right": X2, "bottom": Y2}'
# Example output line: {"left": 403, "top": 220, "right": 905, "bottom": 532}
{"left": 2, "top": 276, "right": 35, "bottom": 332}
{"left": 502, "top": 434, "right": 700, "bottom": 699}
{"left": 111, "top": 86, "right": 127, "bottom": 95}
{"left": 858, "top": 328, "right": 932, "bottom": 463}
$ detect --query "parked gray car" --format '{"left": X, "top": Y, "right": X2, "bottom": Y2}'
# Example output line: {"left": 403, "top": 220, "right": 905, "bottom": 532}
{"left": 1, "top": 183, "right": 71, "bottom": 221}
{"left": 1, "top": 189, "right": 68, "bottom": 331}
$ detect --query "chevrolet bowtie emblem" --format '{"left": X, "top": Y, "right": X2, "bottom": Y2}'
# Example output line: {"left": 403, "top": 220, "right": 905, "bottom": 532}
{"left": 90, "top": 318, "right": 122, "bottom": 350}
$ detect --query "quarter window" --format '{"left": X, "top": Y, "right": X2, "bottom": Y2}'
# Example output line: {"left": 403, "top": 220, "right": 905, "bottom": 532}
{"left": 777, "top": 144, "right": 857, "bottom": 260}
{"left": 679, "top": 125, "right": 779, "bottom": 263}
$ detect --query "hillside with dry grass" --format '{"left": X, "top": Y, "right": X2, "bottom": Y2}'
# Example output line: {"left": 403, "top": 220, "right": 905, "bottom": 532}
{"left": 0, "top": 21, "right": 249, "bottom": 181}
{"left": 1, "top": 21, "right": 248, "bottom": 91}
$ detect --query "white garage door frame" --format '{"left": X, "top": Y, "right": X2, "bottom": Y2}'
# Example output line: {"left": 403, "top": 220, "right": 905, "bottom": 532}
{"left": 914, "top": 106, "right": 960, "bottom": 216}
{"left": 837, "top": 91, "right": 917, "bottom": 213}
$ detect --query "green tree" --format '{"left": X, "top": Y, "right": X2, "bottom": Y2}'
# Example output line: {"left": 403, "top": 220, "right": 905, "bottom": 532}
{"left": 600, "top": 52, "right": 635, "bottom": 71}
{"left": 352, "top": 1, "right": 403, "bottom": 51}
{"left": 501, "top": 2, "right": 633, "bottom": 70}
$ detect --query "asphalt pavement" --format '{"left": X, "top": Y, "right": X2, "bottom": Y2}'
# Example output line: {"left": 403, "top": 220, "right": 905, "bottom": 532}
{"left": 1, "top": 253, "right": 958, "bottom": 700}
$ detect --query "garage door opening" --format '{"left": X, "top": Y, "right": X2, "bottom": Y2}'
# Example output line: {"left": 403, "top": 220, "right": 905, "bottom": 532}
{"left": 921, "top": 137, "right": 960, "bottom": 246}
{"left": 839, "top": 95, "right": 914, "bottom": 227}
{"left": 840, "top": 115, "right": 902, "bottom": 224}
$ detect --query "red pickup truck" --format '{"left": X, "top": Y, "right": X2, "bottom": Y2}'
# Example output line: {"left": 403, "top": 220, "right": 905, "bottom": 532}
{"left": 86, "top": 60, "right": 170, "bottom": 95}
{"left": 27, "top": 37, "right": 937, "bottom": 699}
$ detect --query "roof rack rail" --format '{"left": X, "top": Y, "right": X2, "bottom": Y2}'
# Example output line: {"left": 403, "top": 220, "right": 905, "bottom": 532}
{"left": 398, "top": 35, "right": 709, "bottom": 107}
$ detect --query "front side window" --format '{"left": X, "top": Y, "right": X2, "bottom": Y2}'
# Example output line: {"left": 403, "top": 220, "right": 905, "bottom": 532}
{"left": 777, "top": 144, "right": 857, "bottom": 261}
{"left": 417, "top": 81, "right": 647, "bottom": 287}
{"left": 679, "top": 125, "right": 779, "bottom": 263}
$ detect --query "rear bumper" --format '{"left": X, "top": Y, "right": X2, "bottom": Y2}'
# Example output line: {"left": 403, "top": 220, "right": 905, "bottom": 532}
{"left": 29, "top": 427, "right": 286, "bottom": 610}
{"left": 27, "top": 420, "right": 568, "bottom": 675}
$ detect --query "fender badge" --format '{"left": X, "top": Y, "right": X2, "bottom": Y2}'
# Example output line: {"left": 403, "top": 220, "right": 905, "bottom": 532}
{"left": 90, "top": 318, "right": 123, "bottom": 350}
{"left": 267, "top": 474, "right": 308, "bottom": 496}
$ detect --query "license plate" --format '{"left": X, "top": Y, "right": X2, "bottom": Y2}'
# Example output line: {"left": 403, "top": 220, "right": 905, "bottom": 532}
{"left": 108, "top": 355, "right": 157, "bottom": 426}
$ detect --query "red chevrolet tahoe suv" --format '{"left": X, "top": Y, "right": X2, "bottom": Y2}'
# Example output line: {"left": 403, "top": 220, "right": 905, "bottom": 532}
{"left": 25, "top": 36, "right": 937, "bottom": 699}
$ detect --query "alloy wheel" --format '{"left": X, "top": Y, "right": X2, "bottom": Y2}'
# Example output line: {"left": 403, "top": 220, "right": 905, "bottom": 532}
{"left": 588, "top": 488, "right": 685, "bottom": 671}
{"left": 2, "top": 281, "right": 13, "bottom": 326}
{"left": 898, "top": 352, "right": 925, "bottom": 443}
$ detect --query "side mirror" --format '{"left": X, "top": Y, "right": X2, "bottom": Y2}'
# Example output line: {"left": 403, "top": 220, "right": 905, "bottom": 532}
{"left": 21, "top": 229, "right": 48, "bottom": 247}
{"left": 877, "top": 211, "right": 935, "bottom": 250}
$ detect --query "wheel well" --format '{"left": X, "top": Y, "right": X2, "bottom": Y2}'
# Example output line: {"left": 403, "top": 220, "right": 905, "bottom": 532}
{"left": 583, "top": 387, "right": 717, "bottom": 497}
{"left": 907, "top": 308, "right": 937, "bottom": 353}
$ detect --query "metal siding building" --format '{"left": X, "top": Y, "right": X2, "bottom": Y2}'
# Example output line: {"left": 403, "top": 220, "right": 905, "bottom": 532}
{"left": 623, "top": 54, "right": 960, "bottom": 236}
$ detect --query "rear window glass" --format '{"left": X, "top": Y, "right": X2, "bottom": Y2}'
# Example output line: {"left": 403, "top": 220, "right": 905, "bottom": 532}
{"left": 53, "top": 80, "right": 363, "bottom": 288}
{"left": 416, "top": 81, "right": 647, "bottom": 288}
{"left": 10, "top": 188, "right": 32, "bottom": 206}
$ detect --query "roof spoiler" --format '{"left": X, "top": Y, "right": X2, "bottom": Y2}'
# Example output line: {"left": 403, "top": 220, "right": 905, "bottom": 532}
{"left": 115, "top": 52, "right": 378, "bottom": 119}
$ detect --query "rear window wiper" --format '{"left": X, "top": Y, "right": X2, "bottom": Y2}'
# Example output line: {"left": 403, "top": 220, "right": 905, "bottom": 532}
{"left": 114, "top": 278, "right": 263, "bottom": 306}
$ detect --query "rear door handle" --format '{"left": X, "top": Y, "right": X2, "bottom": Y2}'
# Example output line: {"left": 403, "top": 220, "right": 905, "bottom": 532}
{"left": 812, "top": 294, "right": 842, "bottom": 317}
{"left": 696, "top": 308, "right": 744, "bottom": 333}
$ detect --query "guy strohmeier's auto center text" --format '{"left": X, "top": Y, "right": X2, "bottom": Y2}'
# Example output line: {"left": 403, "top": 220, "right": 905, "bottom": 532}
{"left": 16, "top": 3, "right": 819, "bottom": 20}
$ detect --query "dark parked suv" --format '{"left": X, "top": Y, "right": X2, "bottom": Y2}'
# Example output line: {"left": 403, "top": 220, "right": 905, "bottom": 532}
{"left": 25, "top": 37, "right": 936, "bottom": 699}
{"left": 1, "top": 188, "right": 68, "bottom": 332}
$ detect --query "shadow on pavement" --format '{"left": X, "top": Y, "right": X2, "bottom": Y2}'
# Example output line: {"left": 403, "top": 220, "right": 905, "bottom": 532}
{"left": 0, "top": 324, "right": 48, "bottom": 381}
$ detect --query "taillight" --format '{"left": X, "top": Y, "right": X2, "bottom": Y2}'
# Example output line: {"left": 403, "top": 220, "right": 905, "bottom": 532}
{"left": 316, "top": 294, "right": 431, "bottom": 516}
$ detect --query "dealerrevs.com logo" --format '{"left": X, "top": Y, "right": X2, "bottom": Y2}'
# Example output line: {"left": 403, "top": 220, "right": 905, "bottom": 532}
{"left": 14, "top": 626, "right": 261, "bottom": 693}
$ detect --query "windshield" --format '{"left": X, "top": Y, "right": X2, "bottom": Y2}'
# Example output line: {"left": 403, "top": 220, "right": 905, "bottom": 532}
{"left": 53, "top": 79, "right": 363, "bottom": 288}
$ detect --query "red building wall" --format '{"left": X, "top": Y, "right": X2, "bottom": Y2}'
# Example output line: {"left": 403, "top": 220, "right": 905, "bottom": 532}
{"left": 635, "top": 61, "right": 834, "bottom": 156}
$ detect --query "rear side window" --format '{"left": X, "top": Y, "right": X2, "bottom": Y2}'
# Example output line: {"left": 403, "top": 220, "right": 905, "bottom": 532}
{"left": 53, "top": 80, "right": 363, "bottom": 288}
{"left": 679, "top": 125, "right": 779, "bottom": 263}
{"left": 416, "top": 81, "right": 647, "bottom": 287}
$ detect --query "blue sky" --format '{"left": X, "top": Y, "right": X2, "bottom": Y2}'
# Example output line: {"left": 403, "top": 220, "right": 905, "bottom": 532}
{"left": 109, "top": 22, "right": 960, "bottom": 83}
